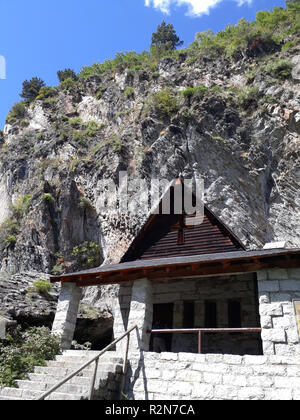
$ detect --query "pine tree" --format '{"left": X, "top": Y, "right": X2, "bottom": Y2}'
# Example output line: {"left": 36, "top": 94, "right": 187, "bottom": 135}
{"left": 20, "top": 77, "right": 45, "bottom": 101}
{"left": 151, "top": 21, "right": 183, "bottom": 50}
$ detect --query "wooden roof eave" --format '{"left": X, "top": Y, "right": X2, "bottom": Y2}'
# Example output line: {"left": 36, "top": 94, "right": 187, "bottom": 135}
{"left": 51, "top": 248, "right": 300, "bottom": 287}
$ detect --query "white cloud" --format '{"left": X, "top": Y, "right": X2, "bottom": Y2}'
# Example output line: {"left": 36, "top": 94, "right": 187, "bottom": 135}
{"left": 145, "top": 0, "right": 252, "bottom": 17}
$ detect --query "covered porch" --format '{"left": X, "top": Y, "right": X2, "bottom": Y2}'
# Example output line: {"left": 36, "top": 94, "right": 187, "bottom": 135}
{"left": 50, "top": 248, "right": 300, "bottom": 357}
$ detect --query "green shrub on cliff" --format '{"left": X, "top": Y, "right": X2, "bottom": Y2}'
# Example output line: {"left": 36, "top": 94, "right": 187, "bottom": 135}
{"left": 6, "top": 102, "right": 27, "bottom": 124}
{"left": 264, "top": 58, "right": 293, "bottom": 80}
{"left": 71, "top": 241, "right": 101, "bottom": 270}
{"left": 146, "top": 89, "right": 179, "bottom": 121}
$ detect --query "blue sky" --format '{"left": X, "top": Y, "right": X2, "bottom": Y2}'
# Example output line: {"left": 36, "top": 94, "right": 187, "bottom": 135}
{"left": 0, "top": 0, "right": 286, "bottom": 129}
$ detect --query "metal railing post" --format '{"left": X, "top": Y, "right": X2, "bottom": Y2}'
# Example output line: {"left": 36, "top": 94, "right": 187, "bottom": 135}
{"left": 198, "top": 331, "right": 202, "bottom": 354}
{"left": 120, "top": 334, "right": 131, "bottom": 400}
{"left": 89, "top": 358, "right": 99, "bottom": 400}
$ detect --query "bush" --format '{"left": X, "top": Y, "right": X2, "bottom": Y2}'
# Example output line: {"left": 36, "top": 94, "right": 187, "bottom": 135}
{"left": 57, "top": 68, "right": 77, "bottom": 83}
{"left": 60, "top": 77, "right": 76, "bottom": 92}
{"left": 6, "top": 102, "right": 27, "bottom": 124}
{"left": 71, "top": 241, "right": 101, "bottom": 270}
{"left": 69, "top": 117, "right": 83, "bottom": 129}
{"left": 124, "top": 86, "right": 134, "bottom": 98}
{"left": 264, "top": 58, "right": 293, "bottom": 80}
{"left": 181, "top": 85, "right": 209, "bottom": 100}
{"left": 33, "top": 279, "right": 52, "bottom": 295}
{"left": 6, "top": 235, "right": 17, "bottom": 246}
{"left": 35, "top": 86, "right": 57, "bottom": 101}
{"left": 73, "top": 130, "right": 87, "bottom": 146}
{"left": 0, "top": 327, "right": 60, "bottom": 387}
{"left": 11, "top": 195, "right": 32, "bottom": 219}
{"left": 42, "top": 193, "right": 55, "bottom": 204}
{"left": 236, "top": 85, "right": 260, "bottom": 110}
{"left": 147, "top": 89, "right": 179, "bottom": 121}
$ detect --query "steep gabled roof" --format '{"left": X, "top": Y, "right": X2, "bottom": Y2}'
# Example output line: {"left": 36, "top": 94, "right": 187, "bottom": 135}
{"left": 121, "top": 179, "right": 245, "bottom": 263}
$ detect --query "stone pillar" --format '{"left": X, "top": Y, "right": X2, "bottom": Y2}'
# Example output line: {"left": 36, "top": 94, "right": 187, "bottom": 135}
{"left": 127, "top": 278, "right": 153, "bottom": 352}
{"left": 257, "top": 268, "right": 300, "bottom": 356}
{"left": 52, "top": 283, "right": 82, "bottom": 350}
{"left": 0, "top": 317, "right": 8, "bottom": 339}
{"left": 113, "top": 283, "right": 132, "bottom": 353}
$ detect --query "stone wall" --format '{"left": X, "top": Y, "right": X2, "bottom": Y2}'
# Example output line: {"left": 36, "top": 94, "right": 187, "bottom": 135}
{"left": 124, "top": 352, "right": 300, "bottom": 400}
{"left": 257, "top": 268, "right": 300, "bottom": 356}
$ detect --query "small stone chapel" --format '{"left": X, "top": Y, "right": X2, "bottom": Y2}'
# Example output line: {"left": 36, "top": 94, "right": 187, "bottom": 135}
{"left": 51, "top": 179, "right": 300, "bottom": 359}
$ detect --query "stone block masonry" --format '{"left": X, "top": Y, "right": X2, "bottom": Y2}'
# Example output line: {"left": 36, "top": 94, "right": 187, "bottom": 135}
{"left": 124, "top": 352, "right": 300, "bottom": 400}
{"left": 257, "top": 268, "right": 300, "bottom": 356}
{"left": 52, "top": 283, "right": 82, "bottom": 350}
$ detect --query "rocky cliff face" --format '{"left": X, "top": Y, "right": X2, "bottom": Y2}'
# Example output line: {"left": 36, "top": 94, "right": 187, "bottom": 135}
{"left": 1, "top": 35, "right": 300, "bottom": 336}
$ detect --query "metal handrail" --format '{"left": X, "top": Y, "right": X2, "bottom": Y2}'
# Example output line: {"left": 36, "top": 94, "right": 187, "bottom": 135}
{"left": 149, "top": 327, "right": 262, "bottom": 354}
{"left": 37, "top": 324, "right": 137, "bottom": 401}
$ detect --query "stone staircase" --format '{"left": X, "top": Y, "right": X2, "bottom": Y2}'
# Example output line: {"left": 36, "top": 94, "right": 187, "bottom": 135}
{"left": 0, "top": 350, "right": 123, "bottom": 400}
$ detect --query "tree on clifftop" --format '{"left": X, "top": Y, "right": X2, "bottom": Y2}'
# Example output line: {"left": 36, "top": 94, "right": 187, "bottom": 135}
{"left": 151, "top": 21, "right": 184, "bottom": 50}
{"left": 20, "top": 77, "right": 45, "bottom": 101}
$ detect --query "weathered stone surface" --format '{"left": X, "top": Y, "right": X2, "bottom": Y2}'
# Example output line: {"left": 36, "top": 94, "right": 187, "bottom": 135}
{"left": 52, "top": 283, "right": 82, "bottom": 349}
{"left": 125, "top": 353, "right": 300, "bottom": 400}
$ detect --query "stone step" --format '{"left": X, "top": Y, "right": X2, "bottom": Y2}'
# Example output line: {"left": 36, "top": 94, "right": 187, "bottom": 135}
{"left": 62, "top": 350, "right": 119, "bottom": 358}
{"left": 0, "top": 387, "right": 23, "bottom": 398}
{"left": 35, "top": 363, "right": 123, "bottom": 377}
{"left": 46, "top": 360, "right": 119, "bottom": 370}
{"left": 16, "top": 380, "right": 87, "bottom": 395}
{"left": 0, "top": 351, "right": 123, "bottom": 400}
{"left": 0, "top": 387, "right": 86, "bottom": 400}
{"left": 28, "top": 373, "right": 92, "bottom": 386}
{"left": 55, "top": 355, "right": 123, "bottom": 365}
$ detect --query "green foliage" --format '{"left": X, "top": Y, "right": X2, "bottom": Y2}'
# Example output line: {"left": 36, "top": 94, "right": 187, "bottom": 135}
{"left": 110, "top": 134, "right": 123, "bottom": 152}
{"left": 0, "top": 327, "right": 60, "bottom": 388}
{"left": 124, "top": 86, "right": 134, "bottom": 98}
{"left": 6, "top": 235, "right": 17, "bottom": 246}
{"left": 11, "top": 195, "right": 32, "bottom": 219}
{"left": 35, "top": 86, "right": 58, "bottom": 101}
{"left": 60, "top": 77, "right": 76, "bottom": 92}
{"left": 20, "top": 77, "right": 45, "bottom": 101}
{"left": 51, "top": 264, "right": 64, "bottom": 276}
{"left": 33, "top": 279, "right": 52, "bottom": 295}
{"left": 69, "top": 117, "right": 83, "bottom": 129}
{"left": 146, "top": 89, "right": 179, "bottom": 121}
{"left": 151, "top": 21, "right": 184, "bottom": 50}
{"left": 78, "top": 196, "right": 94, "bottom": 211}
{"left": 78, "top": 303, "right": 100, "bottom": 320}
{"left": 20, "top": 120, "right": 30, "bottom": 128}
{"left": 0, "top": 195, "right": 32, "bottom": 247}
{"left": 235, "top": 85, "right": 260, "bottom": 110}
{"left": 190, "top": 3, "right": 299, "bottom": 58}
{"left": 71, "top": 241, "right": 101, "bottom": 270}
{"left": 264, "top": 58, "right": 293, "bottom": 80}
{"left": 42, "top": 193, "right": 55, "bottom": 204}
{"left": 79, "top": 50, "right": 155, "bottom": 79}
{"left": 73, "top": 130, "right": 87, "bottom": 146}
{"left": 57, "top": 68, "right": 77, "bottom": 83}
{"left": 85, "top": 120, "right": 102, "bottom": 136}
{"left": 6, "top": 102, "right": 27, "bottom": 124}
{"left": 181, "top": 84, "right": 209, "bottom": 100}
{"left": 282, "top": 40, "right": 296, "bottom": 51}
